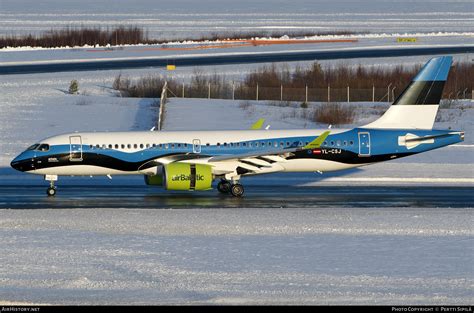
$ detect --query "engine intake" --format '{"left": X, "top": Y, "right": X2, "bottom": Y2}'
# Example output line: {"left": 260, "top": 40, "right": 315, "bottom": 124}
{"left": 144, "top": 174, "right": 163, "bottom": 186}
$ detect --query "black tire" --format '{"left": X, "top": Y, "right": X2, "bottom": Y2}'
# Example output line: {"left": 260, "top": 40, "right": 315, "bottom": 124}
{"left": 230, "top": 183, "right": 244, "bottom": 197}
{"left": 47, "top": 187, "right": 56, "bottom": 197}
{"left": 217, "top": 180, "right": 231, "bottom": 194}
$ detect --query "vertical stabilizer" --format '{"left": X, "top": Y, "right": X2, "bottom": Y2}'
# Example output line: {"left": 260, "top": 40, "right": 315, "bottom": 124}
{"left": 364, "top": 56, "right": 452, "bottom": 129}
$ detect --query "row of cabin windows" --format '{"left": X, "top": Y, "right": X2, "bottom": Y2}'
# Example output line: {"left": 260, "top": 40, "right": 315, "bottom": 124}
{"left": 89, "top": 143, "right": 190, "bottom": 150}
{"left": 216, "top": 141, "right": 288, "bottom": 148}
{"left": 89, "top": 141, "right": 295, "bottom": 150}
{"left": 325, "top": 140, "right": 355, "bottom": 147}
{"left": 88, "top": 140, "right": 355, "bottom": 150}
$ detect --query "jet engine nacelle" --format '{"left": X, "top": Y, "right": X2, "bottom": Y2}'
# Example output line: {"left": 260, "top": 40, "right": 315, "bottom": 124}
{"left": 145, "top": 163, "right": 213, "bottom": 190}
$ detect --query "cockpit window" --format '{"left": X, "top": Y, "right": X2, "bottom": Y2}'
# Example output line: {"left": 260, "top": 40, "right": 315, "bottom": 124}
{"left": 37, "top": 144, "right": 50, "bottom": 152}
{"left": 27, "top": 144, "right": 40, "bottom": 151}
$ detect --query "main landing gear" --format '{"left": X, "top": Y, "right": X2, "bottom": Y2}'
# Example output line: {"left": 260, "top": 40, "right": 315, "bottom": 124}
{"left": 217, "top": 179, "right": 244, "bottom": 197}
{"left": 45, "top": 175, "right": 58, "bottom": 197}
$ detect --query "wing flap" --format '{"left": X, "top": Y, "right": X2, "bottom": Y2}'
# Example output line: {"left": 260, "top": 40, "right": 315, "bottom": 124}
{"left": 241, "top": 158, "right": 273, "bottom": 167}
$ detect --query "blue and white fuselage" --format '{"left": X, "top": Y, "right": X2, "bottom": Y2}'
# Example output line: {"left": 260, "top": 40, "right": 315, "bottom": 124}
{"left": 11, "top": 127, "right": 463, "bottom": 175}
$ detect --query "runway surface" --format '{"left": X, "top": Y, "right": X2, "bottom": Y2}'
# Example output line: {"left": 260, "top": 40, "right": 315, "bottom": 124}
{"left": 2, "top": 174, "right": 472, "bottom": 304}
{"left": 2, "top": 46, "right": 473, "bottom": 75}
{"left": 1, "top": 185, "right": 472, "bottom": 209}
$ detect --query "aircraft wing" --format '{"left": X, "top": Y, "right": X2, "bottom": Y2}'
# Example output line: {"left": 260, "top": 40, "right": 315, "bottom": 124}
{"left": 208, "top": 147, "right": 292, "bottom": 163}
{"left": 149, "top": 131, "right": 330, "bottom": 175}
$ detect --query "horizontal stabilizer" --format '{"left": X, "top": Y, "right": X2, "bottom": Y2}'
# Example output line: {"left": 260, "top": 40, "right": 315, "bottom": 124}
{"left": 398, "top": 132, "right": 457, "bottom": 149}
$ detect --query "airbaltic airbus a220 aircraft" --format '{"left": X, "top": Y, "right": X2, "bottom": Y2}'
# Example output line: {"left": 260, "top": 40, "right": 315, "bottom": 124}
{"left": 11, "top": 56, "right": 464, "bottom": 197}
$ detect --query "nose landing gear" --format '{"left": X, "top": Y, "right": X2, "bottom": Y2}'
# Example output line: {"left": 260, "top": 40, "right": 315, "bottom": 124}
{"left": 47, "top": 185, "right": 57, "bottom": 196}
{"left": 45, "top": 175, "right": 58, "bottom": 197}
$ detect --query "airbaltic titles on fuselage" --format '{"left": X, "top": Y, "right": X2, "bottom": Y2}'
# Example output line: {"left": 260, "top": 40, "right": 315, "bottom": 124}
{"left": 171, "top": 174, "right": 204, "bottom": 182}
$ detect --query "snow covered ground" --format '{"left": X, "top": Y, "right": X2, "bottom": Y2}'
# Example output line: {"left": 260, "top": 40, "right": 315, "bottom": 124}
{"left": 2, "top": 35, "right": 473, "bottom": 66}
{"left": 0, "top": 207, "right": 472, "bottom": 305}
{"left": 1, "top": 82, "right": 471, "bottom": 305}
{"left": 0, "top": 1, "right": 473, "bottom": 302}
{"left": 1, "top": 0, "right": 473, "bottom": 39}
{"left": 1, "top": 0, "right": 473, "bottom": 66}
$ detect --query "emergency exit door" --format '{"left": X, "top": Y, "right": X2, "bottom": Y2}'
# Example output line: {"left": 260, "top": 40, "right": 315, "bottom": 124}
{"left": 69, "top": 135, "right": 83, "bottom": 161}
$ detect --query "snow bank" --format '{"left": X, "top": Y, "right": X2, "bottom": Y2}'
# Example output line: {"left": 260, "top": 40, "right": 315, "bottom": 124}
{"left": 2, "top": 32, "right": 473, "bottom": 52}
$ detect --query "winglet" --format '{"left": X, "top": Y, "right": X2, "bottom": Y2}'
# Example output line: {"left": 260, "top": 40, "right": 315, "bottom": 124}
{"left": 303, "top": 131, "right": 330, "bottom": 149}
{"left": 250, "top": 118, "right": 265, "bottom": 130}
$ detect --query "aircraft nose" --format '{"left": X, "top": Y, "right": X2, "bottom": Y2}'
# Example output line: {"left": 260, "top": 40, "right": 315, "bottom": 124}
{"left": 10, "top": 155, "right": 27, "bottom": 172}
